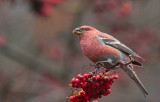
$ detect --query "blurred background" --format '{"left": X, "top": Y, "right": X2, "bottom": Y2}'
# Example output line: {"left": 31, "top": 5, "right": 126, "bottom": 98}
{"left": 0, "top": 0, "right": 160, "bottom": 102}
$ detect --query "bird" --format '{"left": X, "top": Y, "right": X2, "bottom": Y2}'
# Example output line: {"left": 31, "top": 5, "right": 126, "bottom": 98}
{"left": 72, "top": 25, "right": 148, "bottom": 97}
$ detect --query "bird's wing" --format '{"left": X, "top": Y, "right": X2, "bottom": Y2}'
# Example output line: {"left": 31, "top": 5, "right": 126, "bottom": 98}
{"left": 97, "top": 35, "right": 144, "bottom": 60}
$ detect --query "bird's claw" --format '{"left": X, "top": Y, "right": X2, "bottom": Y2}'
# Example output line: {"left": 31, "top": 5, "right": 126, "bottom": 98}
{"left": 110, "top": 56, "right": 134, "bottom": 68}
{"left": 124, "top": 55, "right": 134, "bottom": 66}
{"left": 94, "top": 57, "right": 134, "bottom": 73}
{"left": 129, "top": 55, "right": 134, "bottom": 62}
{"left": 93, "top": 61, "right": 106, "bottom": 74}
{"left": 95, "top": 62, "right": 104, "bottom": 69}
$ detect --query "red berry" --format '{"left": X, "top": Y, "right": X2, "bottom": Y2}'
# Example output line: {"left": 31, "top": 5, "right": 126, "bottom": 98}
{"left": 96, "top": 90, "right": 100, "bottom": 94}
{"left": 73, "top": 99, "right": 79, "bottom": 102}
{"left": 91, "top": 84, "right": 96, "bottom": 88}
{"left": 82, "top": 83, "right": 87, "bottom": 88}
{"left": 96, "top": 75, "right": 102, "bottom": 81}
{"left": 71, "top": 78, "right": 76, "bottom": 84}
{"left": 92, "top": 76, "right": 96, "bottom": 81}
{"left": 84, "top": 74, "right": 89, "bottom": 79}
{"left": 95, "top": 82, "right": 100, "bottom": 87}
{"left": 105, "top": 84, "right": 111, "bottom": 89}
{"left": 86, "top": 96, "right": 91, "bottom": 101}
{"left": 79, "top": 91, "right": 85, "bottom": 96}
{"left": 79, "top": 76, "right": 85, "bottom": 83}
{"left": 72, "top": 83, "right": 76, "bottom": 87}
{"left": 98, "top": 95, "right": 102, "bottom": 98}
{"left": 69, "top": 96, "right": 76, "bottom": 101}
{"left": 107, "top": 89, "right": 111, "bottom": 94}
{"left": 81, "top": 100, "right": 87, "bottom": 102}
{"left": 103, "top": 92, "right": 108, "bottom": 96}
{"left": 104, "top": 76, "right": 109, "bottom": 81}
{"left": 109, "top": 76, "right": 113, "bottom": 81}
{"left": 77, "top": 74, "right": 82, "bottom": 79}
{"left": 88, "top": 72, "right": 93, "bottom": 78}
{"left": 86, "top": 83, "right": 91, "bottom": 87}
{"left": 109, "top": 81, "right": 113, "bottom": 85}
{"left": 113, "top": 74, "right": 119, "bottom": 79}
{"left": 93, "top": 100, "right": 98, "bottom": 102}
{"left": 75, "top": 79, "right": 80, "bottom": 83}
{"left": 101, "top": 89, "right": 106, "bottom": 94}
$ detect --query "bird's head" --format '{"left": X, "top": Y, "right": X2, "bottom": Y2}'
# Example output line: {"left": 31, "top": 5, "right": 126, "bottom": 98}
{"left": 72, "top": 26, "right": 97, "bottom": 36}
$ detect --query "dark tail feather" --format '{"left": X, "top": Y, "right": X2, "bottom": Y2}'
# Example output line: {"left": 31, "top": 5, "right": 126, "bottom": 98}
{"left": 123, "top": 66, "right": 148, "bottom": 97}
{"left": 132, "top": 60, "right": 143, "bottom": 67}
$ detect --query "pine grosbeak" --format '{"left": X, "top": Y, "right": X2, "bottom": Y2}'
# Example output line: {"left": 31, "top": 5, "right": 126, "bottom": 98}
{"left": 73, "top": 26, "right": 148, "bottom": 96}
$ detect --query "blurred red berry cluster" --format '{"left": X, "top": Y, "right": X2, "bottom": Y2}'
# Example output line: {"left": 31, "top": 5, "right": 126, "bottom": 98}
{"left": 125, "top": 29, "right": 158, "bottom": 60}
{"left": 0, "top": 0, "right": 64, "bottom": 16}
{"left": 30, "top": 0, "right": 64, "bottom": 16}
{"left": 68, "top": 72, "right": 118, "bottom": 102}
{"left": 94, "top": 0, "right": 132, "bottom": 18}
{"left": 0, "top": 35, "right": 7, "bottom": 47}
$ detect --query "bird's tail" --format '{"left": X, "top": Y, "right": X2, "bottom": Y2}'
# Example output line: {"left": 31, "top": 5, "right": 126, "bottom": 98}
{"left": 123, "top": 65, "right": 148, "bottom": 97}
{"left": 133, "top": 52, "right": 145, "bottom": 61}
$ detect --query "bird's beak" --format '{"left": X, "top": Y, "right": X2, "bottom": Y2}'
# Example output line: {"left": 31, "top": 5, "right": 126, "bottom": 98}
{"left": 72, "top": 27, "right": 82, "bottom": 35}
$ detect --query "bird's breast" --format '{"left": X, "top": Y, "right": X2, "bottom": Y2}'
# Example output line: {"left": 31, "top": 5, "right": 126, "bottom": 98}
{"left": 80, "top": 39, "right": 125, "bottom": 63}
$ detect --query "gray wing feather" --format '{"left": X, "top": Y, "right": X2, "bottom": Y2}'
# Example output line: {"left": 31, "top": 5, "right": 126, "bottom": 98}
{"left": 98, "top": 37, "right": 144, "bottom": 60}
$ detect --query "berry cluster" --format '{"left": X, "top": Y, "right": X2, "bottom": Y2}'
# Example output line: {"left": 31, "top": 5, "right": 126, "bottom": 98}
{"left": 94, "top": 0, "right": 132, "bottom": 18}
{"left": 30, "top": 0, "right": 64, "bottom": 16}
{"left": 69, "top": 72, "right": 118, "bottom": 102}
{"left": 0, "top": 35, "right": 7, "bottom": 47}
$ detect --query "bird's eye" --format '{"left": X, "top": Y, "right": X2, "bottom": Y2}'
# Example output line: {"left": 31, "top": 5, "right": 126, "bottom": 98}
{"left": 84, "top": 28, "right": 90, "bottom": 31}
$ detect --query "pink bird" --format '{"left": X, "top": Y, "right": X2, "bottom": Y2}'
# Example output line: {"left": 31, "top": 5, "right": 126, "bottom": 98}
{"left": 72, "top": 25, "right": 148, "bottom": 96}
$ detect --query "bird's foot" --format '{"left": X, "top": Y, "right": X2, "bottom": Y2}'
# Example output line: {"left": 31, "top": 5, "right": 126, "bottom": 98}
{"left": 110, "top": 60, "right": 125, "bottom": 69}
{"left": 110, "top": 56, "right": 134, "bottom": 68}
{"left": 105, "top": 69, "right": 110, "bottom": 72}
{"left": 124, "top": 55, "right": 134, "bottom": 66}
{"left": 92, "top": 61, "right": 106, "bottom": 74}
{"left": 95, "top": 61, "right": 105, "bottom": 69}
{"left": 94, "top": 61, "right": 114, "bottom": 73}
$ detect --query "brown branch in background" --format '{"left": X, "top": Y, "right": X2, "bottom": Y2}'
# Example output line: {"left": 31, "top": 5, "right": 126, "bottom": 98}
{"left": 0, "top": 0, "right": 93, "bottom": 80}
{"left": 0, "top": 44, "right": 65, "bottom": 78}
